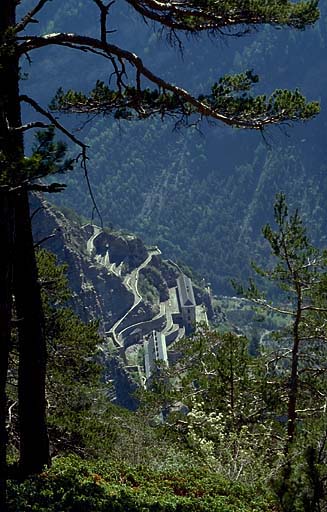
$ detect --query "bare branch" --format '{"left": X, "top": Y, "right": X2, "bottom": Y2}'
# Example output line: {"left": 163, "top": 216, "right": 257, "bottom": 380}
{"left": 34, "top": 229, "right": 58, "bottom": 248}
{"left": 20, "top": 94, "right": 89, "bottom": 149}
{"left": 302, "top": 305, "right": 327, "bottom": 313}
{"left": 15, "top": 0, "right": 50, "bottom": 33}
{"left": 12, "top": 121, "right": 50, "bottom": 132}
{"left": 6, "top": 401, "right": 17, "bottom": 430}
{"left": 251, "top": 298, "right": 294, "bottom": 316}
{"left": 295, "top": 406, "right": 326, "bottom": 415}
{"left": 20, "top": 94, "right": 103, "bottom": 226}
{"left": 30, "top": 205, "right": 45, "bottom": 222}
{"left": 92, "top": 0, "right": 115, "bottom": 43}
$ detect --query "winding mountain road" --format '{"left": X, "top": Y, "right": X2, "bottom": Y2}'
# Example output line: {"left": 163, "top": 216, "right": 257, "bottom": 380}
{"left": 109, "top": 247, "right": 161, "bottom": 346}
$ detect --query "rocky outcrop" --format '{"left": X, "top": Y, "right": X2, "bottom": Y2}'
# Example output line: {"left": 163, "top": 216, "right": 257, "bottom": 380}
{"left": 193, "top": 284, "right": 214, "bottom": 320}
{"left": 93, "top": 230, "right": 148, "bottom": 271}
{"left": 31, "top": 195, "right": 135, "bottom": 334}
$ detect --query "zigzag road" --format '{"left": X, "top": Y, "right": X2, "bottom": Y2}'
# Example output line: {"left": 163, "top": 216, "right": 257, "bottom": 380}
{"left": 85, "top": 225, "right": 162, "bottom": 347}
{"left": 109, "top": 248, "right": 161, "bottom": 346}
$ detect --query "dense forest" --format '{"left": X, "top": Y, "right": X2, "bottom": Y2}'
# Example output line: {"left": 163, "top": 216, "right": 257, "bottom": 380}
{"left": 1, "top": 0, "right": 326, "bottom": 511}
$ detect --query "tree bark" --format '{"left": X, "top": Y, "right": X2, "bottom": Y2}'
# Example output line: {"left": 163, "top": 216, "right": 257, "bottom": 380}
{"left": 14, "top": 191, "right": 50, "bottom": 475}
{"left": 0, "top": 192, "right": 14, "bottom": 512}
{"left": 0, "top": 2, "right": 18, "bottom": 507}
{"left": 287, "top": 283, "right": 301, "bottom": 450}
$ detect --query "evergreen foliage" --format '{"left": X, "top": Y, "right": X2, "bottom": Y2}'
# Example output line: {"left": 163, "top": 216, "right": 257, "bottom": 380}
{"left": 24, "top": 128, "right": 74, "bottom": 181}
{"left": 7, "top": 455, "right": 276, "bottom": 512}
{"left": 235, "top": 194, "right": 327, "bottom": 510}
{"left": 240, "top": 194, "right": 327, "bottom": 446}
{"left": 140, "top": 329, "right": 280, "bottom": 483}
{"left": 52, "top": 73, "right": 319, "bottom": 127}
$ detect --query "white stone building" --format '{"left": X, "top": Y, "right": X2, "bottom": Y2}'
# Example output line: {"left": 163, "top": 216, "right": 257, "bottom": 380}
{"left": 144, "top": 330, "right": 168, "bottom": 381}
{"left": 176, "top": 273, "right": 196, "bottom": 334}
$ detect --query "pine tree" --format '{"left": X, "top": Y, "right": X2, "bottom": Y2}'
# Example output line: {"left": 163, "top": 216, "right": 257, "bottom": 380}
{"left": 240, "top": 194, "right": 327, "bottom": 509}
{"left": 244, "top": 194, "right": 327, "bottom": 447}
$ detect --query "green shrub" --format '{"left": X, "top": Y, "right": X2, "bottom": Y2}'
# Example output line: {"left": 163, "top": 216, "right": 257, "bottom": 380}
{"left": 7, "top": 455, "right": 277, "bottom": 512}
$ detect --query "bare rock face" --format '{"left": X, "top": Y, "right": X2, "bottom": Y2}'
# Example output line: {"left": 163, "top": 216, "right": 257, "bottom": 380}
{"left": 93, "top": 230, "right": 148, "bottom": 271}
{"left": 30, "top": 194, "right": 135, "bottom": 334}
{"left": 93, "top": 231, "right": 127, "bottom": 262}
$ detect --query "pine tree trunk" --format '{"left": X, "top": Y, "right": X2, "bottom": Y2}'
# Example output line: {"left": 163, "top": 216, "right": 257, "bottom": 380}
{"left": 0, "top": 2, "right": 17, "bottom": 507}
{"left": 14, "top": 191, "right": 50, "bottom": 475}
{"left": 0, "top": 192, "right": 14, "bottom": 512}
{"left": 286, "top": 287, "right": 301, "bottom": 450}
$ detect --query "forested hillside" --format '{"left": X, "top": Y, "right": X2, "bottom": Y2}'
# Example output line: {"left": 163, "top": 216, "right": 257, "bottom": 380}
{"left": 21, "top": 0, "right": 327, "bottom": 294}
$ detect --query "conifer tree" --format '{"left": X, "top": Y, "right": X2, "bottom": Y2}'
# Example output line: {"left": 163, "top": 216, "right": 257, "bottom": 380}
{"left": 244, "top": 194, "right": 327, "bottom": 448}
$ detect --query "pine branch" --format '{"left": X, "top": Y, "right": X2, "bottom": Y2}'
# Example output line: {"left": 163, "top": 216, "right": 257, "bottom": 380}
{"left": 28, "top": 183, "right": 67, "bottom": 193}
{"left": 126, "top": 0, "right": 319, "bottom": 33}
{"left": 18, "top": 33, "right": 319, "bottom": 129}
